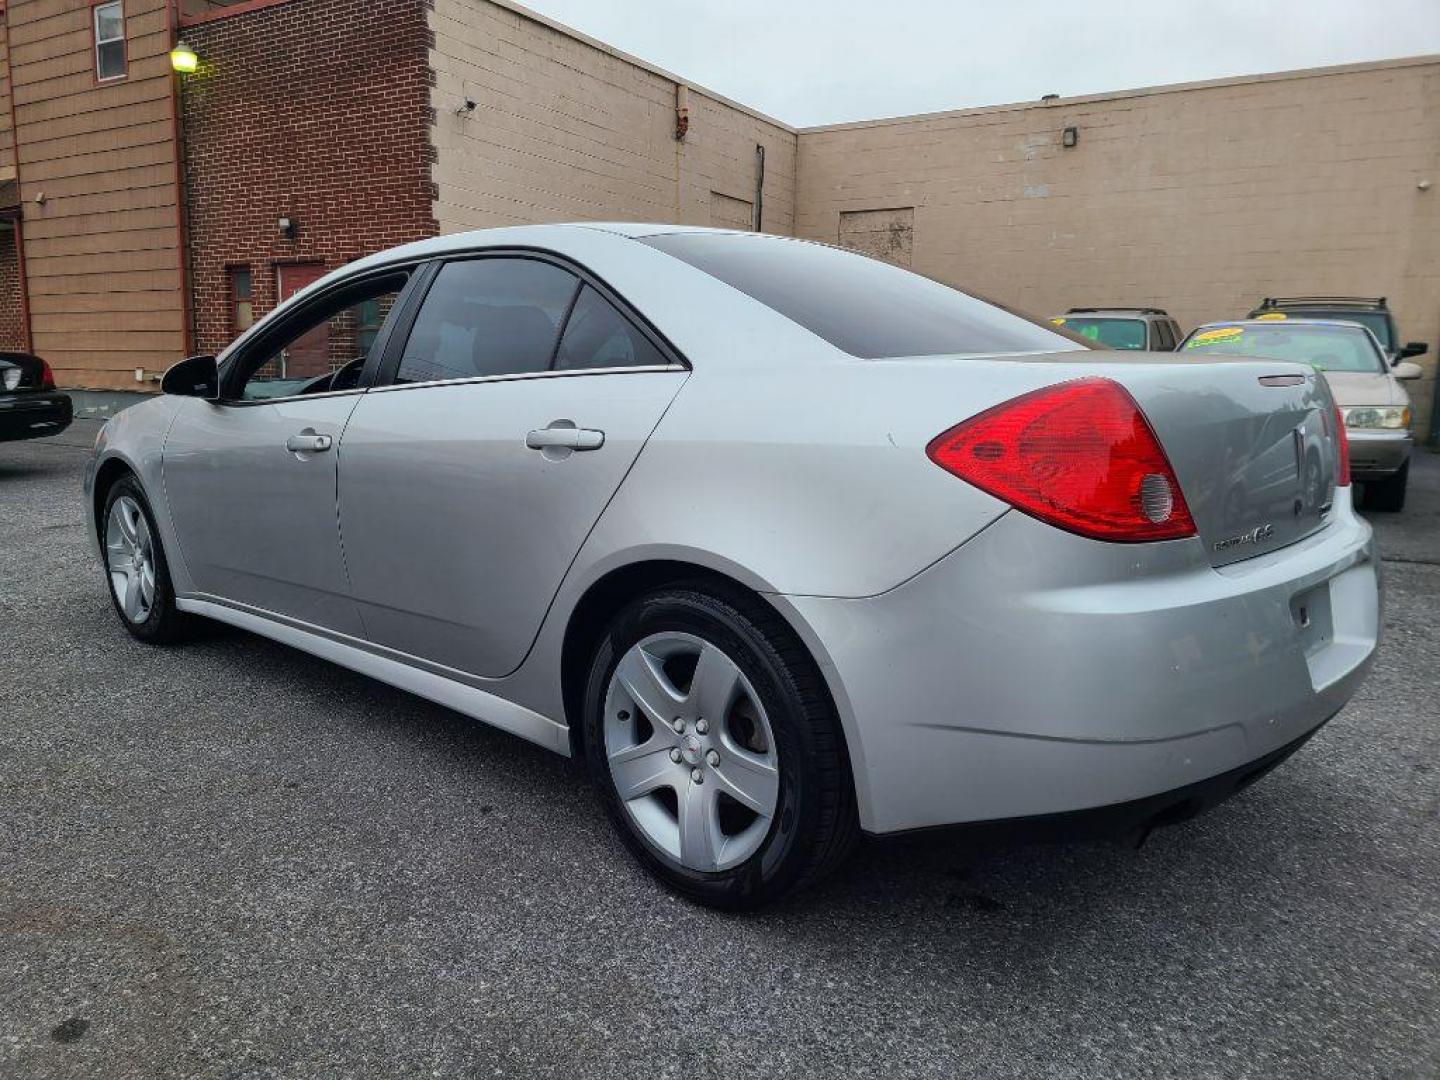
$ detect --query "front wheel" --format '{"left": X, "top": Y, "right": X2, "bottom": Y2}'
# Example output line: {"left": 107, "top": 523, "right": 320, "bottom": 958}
{"left": 1363, "top": 461, "right": 1408, "bottom": 513}
{"left": 581, "top": 584, "right": 858, "bottom": 909}
{"left": 102, "top": 476, "right": 194, "bottom": 643}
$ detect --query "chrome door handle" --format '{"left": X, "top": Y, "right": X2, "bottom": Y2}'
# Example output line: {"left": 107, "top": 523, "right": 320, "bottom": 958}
{"left": 286, "top": 433, "right": 332, "bottom": 453}
{"left": 525, "top": 426, "right": 604, "bottom": 451}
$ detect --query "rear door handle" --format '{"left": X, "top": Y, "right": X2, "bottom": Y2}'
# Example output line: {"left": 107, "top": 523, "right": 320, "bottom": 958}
{"left": 525, "top": 425, "right": 604, "bottom": 452}
{"left": 286, "top": 433, "right": 333, "bottom": 453}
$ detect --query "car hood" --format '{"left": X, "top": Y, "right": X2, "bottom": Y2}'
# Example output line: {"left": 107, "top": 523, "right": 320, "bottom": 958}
{"left": 1321, "top": 370, "right": 1405, "bottom": 407}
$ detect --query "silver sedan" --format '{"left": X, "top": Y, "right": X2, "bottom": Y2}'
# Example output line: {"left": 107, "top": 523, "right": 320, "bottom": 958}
{"left": 85, "top": 225, "right": 1379, "bottom": 908}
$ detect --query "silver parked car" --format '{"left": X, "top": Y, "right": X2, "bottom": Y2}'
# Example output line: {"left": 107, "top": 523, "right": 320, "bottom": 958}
{"left": 1178, "top": 318, "right": 1424, "bottom": 511}
{"left": 86, "top": 225, "right": 1379, "bottom": 908}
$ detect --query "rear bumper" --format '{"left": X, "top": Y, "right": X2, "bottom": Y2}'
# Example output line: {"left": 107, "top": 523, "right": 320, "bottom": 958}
{"left": 778, "top": 491, "right": 1378, "bottom": 835}
{"left": 0, "top": 392, "right": 73, "bottom": 442}
{"left": 1347, "top": 429, "right": 1410, "bottom": 479}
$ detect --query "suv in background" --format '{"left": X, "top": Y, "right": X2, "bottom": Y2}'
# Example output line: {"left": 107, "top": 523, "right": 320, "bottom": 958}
{"left": 1248, "top": 296, "right": 1429, "bottom": 365}
{"left": 1051, "top": 307, "right": 1182, "bottom": 351}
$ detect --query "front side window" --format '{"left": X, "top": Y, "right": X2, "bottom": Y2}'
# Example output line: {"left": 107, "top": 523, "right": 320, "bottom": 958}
{"left": 94, "top": 2, "right": 127, "bottom": 81}
{"left": 395, "top": 258, "right": 579, "bottom": 385}
{"left": 641, "top": 232, "right": 1082, "bottom": 359}
{"left": 232, "top": 276, "right": 406, "bottom": 400}
{"left": 554, "top": 286, "right": 666, "bottom": 371}
{"left": 1181, "top": 324, "right": 1386, "bottom": 374}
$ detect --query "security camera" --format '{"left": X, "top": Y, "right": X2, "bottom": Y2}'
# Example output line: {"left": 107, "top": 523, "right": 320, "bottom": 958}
{"left": 455, "top": 97, "right": 477, "bottom": 116}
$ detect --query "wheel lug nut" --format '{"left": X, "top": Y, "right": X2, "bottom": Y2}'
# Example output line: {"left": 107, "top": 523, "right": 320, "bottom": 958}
{"left": 706, "top": 750, "right": 720, "bottom": 767}
{"left": 669, "top": 748, "right": 682, "bottom": 764}
{"left": 690, "top": 768, "right": 704, "bottom": 784}
{"left": 671, "top": 718, "right": 685, "bottom": 733}
{"left": 695, "top": 718, "right": 709, "bottom": 735}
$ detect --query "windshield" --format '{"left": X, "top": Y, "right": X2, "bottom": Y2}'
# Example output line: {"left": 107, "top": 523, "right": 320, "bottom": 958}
{"left": 640, "top": 232, "right": 1085, "bottom": 359}
{"left": 1181, "top": 323, "right": 1386, "bottom": 373}
{"left": 1052, "top": 316, "right": 1147, "bottom": 350}
{"left": 1259, "top": 310, "right": 1392, "bottom": 349}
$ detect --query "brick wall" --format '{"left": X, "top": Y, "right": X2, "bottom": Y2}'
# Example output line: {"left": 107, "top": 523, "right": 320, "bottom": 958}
{"left": 795, "top": 57, "right": 1440, "bottom": 437}
{"left": 0, "top": 224, "right": 24, "bottom": 350}
{"left": 428, "top": 0, "right": 796, "bottom": 235}
{"left": 181, "top": 0, "right": 436, "bottom": 356}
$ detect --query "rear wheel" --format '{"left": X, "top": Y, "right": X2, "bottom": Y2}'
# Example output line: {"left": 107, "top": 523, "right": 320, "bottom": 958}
{"left": 581, "top": 584, "right": 858, "bottom": 909}
{"left": 102, "top": 476, "right": 193, "bottom": 643}
{"left": 1363, "top": 461, "right": 1408, "bottom": 513}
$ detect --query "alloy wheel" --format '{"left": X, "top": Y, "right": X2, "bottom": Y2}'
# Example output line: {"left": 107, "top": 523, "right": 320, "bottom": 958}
{"left": 603, "top": 631, "right": 780, "bottom": 872}
{"left": 106, "top": 495, "right": 157, "bottom": 624}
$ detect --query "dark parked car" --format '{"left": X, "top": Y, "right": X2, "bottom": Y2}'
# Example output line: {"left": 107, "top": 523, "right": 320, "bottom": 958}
{"left": 0, "top": 353, "right": 72, "bottom": 443}
{"left": 1248, "top": 297, "right": 1429, "bottom": 365}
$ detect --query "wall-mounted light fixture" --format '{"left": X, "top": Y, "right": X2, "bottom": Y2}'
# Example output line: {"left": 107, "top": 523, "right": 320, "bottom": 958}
{"left": 170, "top": 41, "right": 199, "bottom": 74}
{"left": 278, "top": 217, "right": 297, "bottom": 240}
{"left": 1062, "top": 126, "right": 1079, "bottom": 149}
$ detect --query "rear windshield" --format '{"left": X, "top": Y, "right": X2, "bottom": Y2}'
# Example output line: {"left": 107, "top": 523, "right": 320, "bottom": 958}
{"left": 1181, "top": 324, "right": 1386, "bottom": 374}
{"left": 1052, "top": 316, "right": 1147, "bottom": 350}
{"left": 1259, "top": 310, "right": 1392, "bottom": 348}
{"left": 640, "top": 232, "right": 1085, "bottom": 359}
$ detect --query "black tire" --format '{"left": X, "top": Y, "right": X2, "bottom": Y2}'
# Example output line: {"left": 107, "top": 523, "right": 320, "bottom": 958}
{"left": 1362, "top": 461, "right": 1408, "bottom": 513}
{"left": 101, "top": 475, "right": 195, "bottom": 644}
{"left": 581, "top": 583, "right": 859, "bottom": 910}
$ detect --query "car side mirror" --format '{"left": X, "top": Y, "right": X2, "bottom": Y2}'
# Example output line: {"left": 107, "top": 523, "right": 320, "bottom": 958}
{"left": 160, "top": 354, "right": 219, "bottom": 399}
{"left": 1398, "top": 341, "right": 1428, "bottom": 359}
{"left": 1392, "top": 361, "right": 1423, "bottom": 381}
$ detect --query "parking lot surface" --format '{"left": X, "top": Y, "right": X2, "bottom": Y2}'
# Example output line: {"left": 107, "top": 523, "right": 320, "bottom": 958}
{"left": 2, "top": 420, "right": 1437, "bottom": 1079}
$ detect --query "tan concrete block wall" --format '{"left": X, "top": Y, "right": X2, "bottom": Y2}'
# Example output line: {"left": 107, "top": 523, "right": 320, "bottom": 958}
{"left": 429, "top": 0, "right": 795, "bottom": 236}
{"left": 796, "top": 58, "right": 1440, "bottom": 437}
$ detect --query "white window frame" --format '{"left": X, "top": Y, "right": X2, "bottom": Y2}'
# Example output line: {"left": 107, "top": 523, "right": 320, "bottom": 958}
{"left": 93, "top": 1, "right": 127, "bottom": 83}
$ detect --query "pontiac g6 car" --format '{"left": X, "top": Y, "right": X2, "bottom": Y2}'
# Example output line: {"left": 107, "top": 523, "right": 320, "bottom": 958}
{"left": 85, "top": 226, "right": 1379, "bottom": 908}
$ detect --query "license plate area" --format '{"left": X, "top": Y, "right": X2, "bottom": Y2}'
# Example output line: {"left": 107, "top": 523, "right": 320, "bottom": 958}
{"left": 1291, "top": 582, "right": 1334, "bottom": 660}
{"left": 1295, "top": 562, "right": 1378, "bottom": 691}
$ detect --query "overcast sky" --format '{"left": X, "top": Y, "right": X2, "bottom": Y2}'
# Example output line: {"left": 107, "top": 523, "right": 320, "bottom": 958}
{"left": 517, "top": 0, "right": 1440, "bottom": 127}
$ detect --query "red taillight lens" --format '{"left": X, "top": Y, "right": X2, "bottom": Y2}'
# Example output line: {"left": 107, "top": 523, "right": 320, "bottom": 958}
{"left": 38, "top": 359, "right": 56, "bottom": 391}
{"left": 1333, "top": 403, "right": 1350, "bottom": 487}
{"left": 927, "top": 377, "right": 1197, "bottom": 543}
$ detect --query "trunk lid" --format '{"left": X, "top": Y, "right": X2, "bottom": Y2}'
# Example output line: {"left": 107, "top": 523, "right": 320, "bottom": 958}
{"left": 961, "top": 351, "right": 1342, "bottom": 567}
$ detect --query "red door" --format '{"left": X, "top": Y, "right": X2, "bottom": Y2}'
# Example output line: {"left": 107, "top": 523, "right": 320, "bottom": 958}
{"left": 276, "top": 262, "right": 329, "bottom": 379}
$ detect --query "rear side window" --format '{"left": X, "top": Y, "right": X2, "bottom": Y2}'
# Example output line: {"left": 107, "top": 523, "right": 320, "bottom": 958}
{"left": 1055, "top": 316, "right": 1148, "bottom": 350}
{"left": 555, "top": 286, "right": 667, "bottom": 371}
{"left": 396, "top": 258, "right": 579, "bottom": 384}
{"left": 640, "top": 232, "right": 1082, "bottom": 359}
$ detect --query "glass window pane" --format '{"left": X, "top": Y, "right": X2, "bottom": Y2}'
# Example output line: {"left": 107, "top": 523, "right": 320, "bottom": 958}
{"left": 97, "top": 39, "right": 126, "bottom": 79}
{"left": 396, "top": 258, "right": 578, "bottom": 384}
{"left": 641, "top": 232, "right": 1081, "bottom": 360}
{"left": 555, "top": 286, "right": 666, "bottom": 371}
{"left": 95, "top": 4, "right": 124, "bottom": 41}
{"left": 239, "top": 280, "right": 405, "bottom": 399}
{"left": 235, "top": 302, "right": 254, "bottom": 330}
{"left": 232, "top": 268, "right": 252, "bottom": 300}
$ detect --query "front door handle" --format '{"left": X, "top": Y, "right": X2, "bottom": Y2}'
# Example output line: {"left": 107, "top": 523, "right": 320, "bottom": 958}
{"left": 286, "top": 432, "right": 333, "bottom": 453}
{"left": 525, "top": 424, "right": 604, "bottom": 452}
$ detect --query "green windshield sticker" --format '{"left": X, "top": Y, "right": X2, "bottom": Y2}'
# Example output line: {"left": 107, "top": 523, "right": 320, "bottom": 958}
{"left": 1080, "top": 326, "right": 1100, "bottom": 341}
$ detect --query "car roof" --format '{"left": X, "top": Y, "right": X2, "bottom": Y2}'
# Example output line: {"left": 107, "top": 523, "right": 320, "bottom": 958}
{"left": 1062, "top": 308, "right": 1169, "bottom": 319}
{"left": 1192, "top": 318, "right": 1370, "bottom": 331}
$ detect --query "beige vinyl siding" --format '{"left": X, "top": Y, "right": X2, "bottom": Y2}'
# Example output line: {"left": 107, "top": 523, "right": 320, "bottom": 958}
{"left": 7, "top": 0, "right": 185, "bottom": 389}
{"left": 429, "top": 0, "right": 796, "bottom": 236}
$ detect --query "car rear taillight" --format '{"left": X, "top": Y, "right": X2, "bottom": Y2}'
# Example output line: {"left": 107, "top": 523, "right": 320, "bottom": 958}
{"left": 1333, "top": 402, "right": 1350, "bottom": 487}
{"left": 927, "top": 377, "right": 1197, "bottom": 543}
{"left": 38, "top": 359, "right": 56, "bottom": 391}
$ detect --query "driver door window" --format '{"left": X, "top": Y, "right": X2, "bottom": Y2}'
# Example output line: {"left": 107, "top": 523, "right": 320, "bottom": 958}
{"left": 235, "top": 277, "right": 406, "bottom": 400}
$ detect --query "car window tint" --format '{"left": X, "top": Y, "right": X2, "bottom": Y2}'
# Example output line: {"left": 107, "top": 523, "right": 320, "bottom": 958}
{"left": 396, "top": 258, "right": 579, "bottom": 384}
{"left": 554, "top": 286, "right": 667, "bottom": 371}
{"left": 1055, "top": 317, "right": 1148, "bottom": 350}
{"left": 236, "top": 278, "right": 405, "bottom": 401}
{"left": 641, "top": 232, "right": 1081, "bottom": 359}
{"left": 1153, "top": 320, "right": 1175, "bottom": 350}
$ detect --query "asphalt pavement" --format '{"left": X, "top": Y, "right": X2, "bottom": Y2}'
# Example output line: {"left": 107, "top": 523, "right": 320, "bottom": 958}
{"left": 2, "top": 419, "right": 1437, "bottom": 1079}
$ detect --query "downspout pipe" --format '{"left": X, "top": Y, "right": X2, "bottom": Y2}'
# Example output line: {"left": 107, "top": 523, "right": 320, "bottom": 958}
{"left": 753, "top": 143, "right": 765, "bottom": 232}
